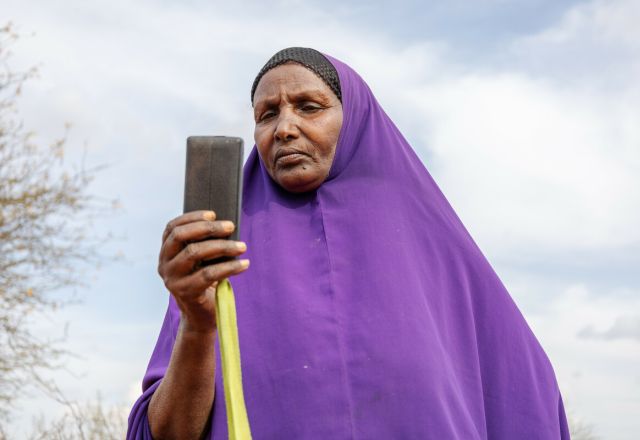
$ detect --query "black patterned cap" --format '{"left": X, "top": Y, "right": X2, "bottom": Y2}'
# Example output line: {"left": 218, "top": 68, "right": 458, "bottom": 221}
{"left": 250, "top": 47, "right": 342, "bottom": 104}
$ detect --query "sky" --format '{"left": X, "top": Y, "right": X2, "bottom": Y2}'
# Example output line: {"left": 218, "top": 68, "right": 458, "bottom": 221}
{"left": 3, "top": 0, "right": 640, "bottom": 438}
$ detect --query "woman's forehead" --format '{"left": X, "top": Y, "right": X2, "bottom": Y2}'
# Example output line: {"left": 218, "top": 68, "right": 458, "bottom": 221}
{"left": 253, "top": 63, "right": 335, "bottom": 106}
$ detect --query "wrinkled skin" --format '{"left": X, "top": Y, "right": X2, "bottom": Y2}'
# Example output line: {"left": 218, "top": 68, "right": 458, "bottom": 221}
{"left": 253, "top": 62, "right": 343, "bottom": 193}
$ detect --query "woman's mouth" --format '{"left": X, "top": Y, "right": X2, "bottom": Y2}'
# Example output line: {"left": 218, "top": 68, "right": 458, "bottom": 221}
{"left": 274, "top": 148, "right": 309, "bottom": 166}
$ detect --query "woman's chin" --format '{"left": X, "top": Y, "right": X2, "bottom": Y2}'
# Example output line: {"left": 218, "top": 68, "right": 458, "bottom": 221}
{"left": 274, "top": 167, "right": 323, "bottom": 193}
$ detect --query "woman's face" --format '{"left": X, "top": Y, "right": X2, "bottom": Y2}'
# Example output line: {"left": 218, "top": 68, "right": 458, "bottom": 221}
{"left": 253, "top": 62, "right": 343, "bottom": 193}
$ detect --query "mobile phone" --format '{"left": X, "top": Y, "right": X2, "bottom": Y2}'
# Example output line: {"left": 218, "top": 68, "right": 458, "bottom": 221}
{"left": 183, "top": 136, "right": 244, "bottom": 264}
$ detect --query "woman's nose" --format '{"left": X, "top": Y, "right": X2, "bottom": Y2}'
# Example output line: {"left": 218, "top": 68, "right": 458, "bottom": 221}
{"left": 274, "top": 110, "right": 299, "bottom": 142}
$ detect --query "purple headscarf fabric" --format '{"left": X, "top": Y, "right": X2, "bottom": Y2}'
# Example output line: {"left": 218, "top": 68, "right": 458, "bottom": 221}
{"left": 128, "top": 52, "right": 570, "bottom": 439}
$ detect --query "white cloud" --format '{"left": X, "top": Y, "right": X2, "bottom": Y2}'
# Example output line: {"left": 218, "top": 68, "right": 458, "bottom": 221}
{"left": 579, "top": 314, "right": 640, "bottom": 342}
{"left": 512, "top": 0, "right": 640, "bottom": 85}
{"left": 403, "top": 72, "right": 640, "bottom": 255}
{"left": 527, "top": 283, "right": 640, "bottom": 440}
{"left": 520, "top": 0, "right": 640, "bottom": 50}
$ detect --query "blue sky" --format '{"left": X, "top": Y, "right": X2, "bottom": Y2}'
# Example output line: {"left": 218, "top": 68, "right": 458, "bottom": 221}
{"left": 4, "top": 0, "right": 640, "bottom": 438}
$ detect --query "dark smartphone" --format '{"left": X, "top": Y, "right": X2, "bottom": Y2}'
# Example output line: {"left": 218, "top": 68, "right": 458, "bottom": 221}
{"left": 183, "top": 136, "right": 244, "bottom": 265}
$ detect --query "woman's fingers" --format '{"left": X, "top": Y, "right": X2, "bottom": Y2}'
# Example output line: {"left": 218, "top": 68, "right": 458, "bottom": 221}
{"left": 162, "top": 210, "right": 216, "bottom": 243}
{"left": 166, "top": 258, "right": 250, "bottom": 298}
{"left": 165, "top": 239, "right": 247, "bottom": 275}
{"left": 160, "top": 219, "right": 235, "bottom": 263}
{"left": 157, "top": 213, "right": 249, "bottom": 330}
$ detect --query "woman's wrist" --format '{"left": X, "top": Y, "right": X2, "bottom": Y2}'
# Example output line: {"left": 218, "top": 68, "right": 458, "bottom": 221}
{"left": 173, "top": 292, "right": 218, "bottom": 335}
{"left": 178, "top": 314, "right": 218, "bottom": 337}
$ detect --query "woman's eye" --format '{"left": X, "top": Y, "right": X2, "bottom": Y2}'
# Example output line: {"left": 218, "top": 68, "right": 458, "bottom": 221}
{"left": 259, "top": 111, "right": 275, "bottom": 121}
{"left": 301, "top": 104, "right": 321, "bottom": 112}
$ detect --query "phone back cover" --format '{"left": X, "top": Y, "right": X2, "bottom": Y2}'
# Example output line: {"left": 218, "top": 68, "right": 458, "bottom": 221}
{"left": 184, "top": 136, "right": 244, "bottom": 242}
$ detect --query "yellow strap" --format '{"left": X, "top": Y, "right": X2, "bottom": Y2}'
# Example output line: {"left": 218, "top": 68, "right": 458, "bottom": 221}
{"left": 215, "top": 278, "right": 252, "bottom": 440}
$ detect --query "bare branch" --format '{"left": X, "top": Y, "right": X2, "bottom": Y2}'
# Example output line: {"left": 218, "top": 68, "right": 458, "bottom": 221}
{"left": 0, "top": 21, "right": 120, "bottom": 424}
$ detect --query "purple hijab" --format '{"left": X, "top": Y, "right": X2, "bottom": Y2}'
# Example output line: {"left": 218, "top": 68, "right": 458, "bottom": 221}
{"left": 128, "top": 53, "right": 570, "bottom": 439}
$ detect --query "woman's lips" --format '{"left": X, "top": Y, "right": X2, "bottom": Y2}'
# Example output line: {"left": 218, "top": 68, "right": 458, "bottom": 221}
{"left": 275, "top": 152, "right": 308, "bottom": 166}
{"left": 274, "top": 148, "right": 309, "bottom": 165}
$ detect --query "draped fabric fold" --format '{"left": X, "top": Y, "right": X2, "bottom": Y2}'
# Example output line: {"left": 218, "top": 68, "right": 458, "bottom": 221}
{"left": 127, "top": 52, "right": 570, "bottom": 439}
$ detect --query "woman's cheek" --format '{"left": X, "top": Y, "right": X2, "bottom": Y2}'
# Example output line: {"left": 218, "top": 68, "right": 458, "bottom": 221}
{"left": 254, "top": 131, "right": 271, "bottom": 160}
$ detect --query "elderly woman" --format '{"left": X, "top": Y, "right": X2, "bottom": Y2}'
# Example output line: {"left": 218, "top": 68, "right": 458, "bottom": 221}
{"left": 128, "top": 48, "right": 570, "bottom": 439}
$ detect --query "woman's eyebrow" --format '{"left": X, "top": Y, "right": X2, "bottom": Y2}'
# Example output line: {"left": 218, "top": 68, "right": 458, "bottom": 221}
{"left": 255, "top": 89, "right": 331, "bottom": 109}
{"left": 253, "top": 95, "right": 280, "bottom": 112}
{"left": 290, "top": 89, "right": 331, "bottom": 103}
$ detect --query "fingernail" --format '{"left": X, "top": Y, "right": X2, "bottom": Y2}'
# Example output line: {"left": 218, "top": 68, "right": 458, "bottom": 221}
{"left": 222, "top": 221, "right": 234, "bottom": 231}
{"left": 239, "top": 259, "right": 250, "bottom": 268}
{"left": 236, "top": 242, "right": 247, "bottom": 251}
{"left": 204, "top": 211, "right": 216, "bottom": 220}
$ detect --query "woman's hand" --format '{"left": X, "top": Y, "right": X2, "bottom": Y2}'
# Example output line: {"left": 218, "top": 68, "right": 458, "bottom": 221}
{"left": 158, "top": 210, "right": 249, "bottom": 333}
